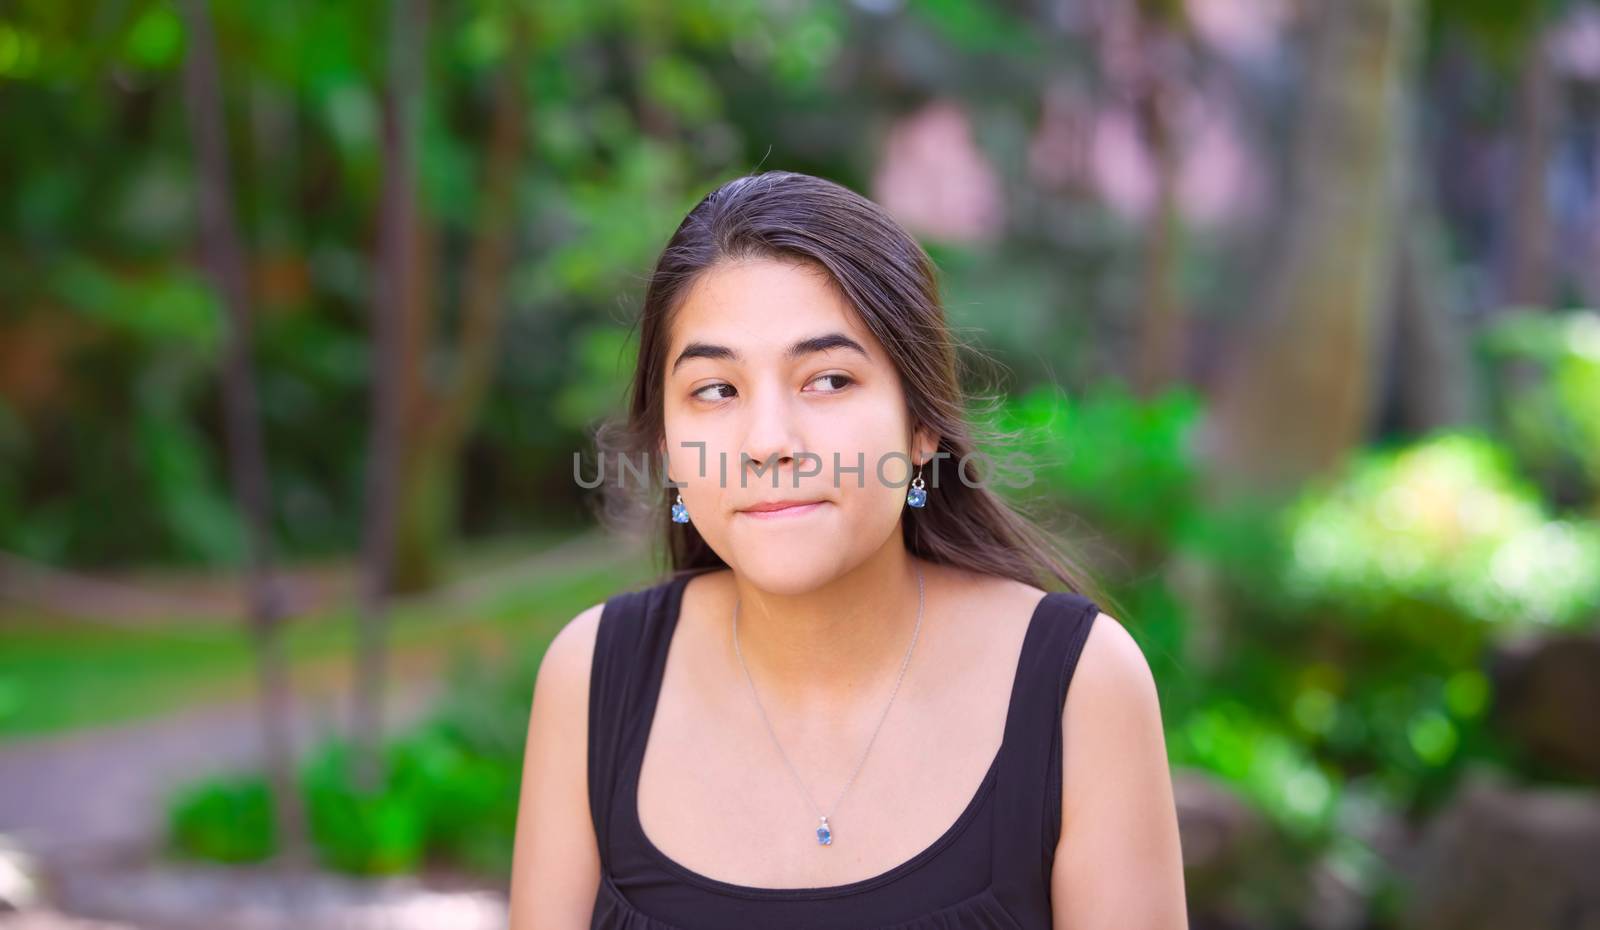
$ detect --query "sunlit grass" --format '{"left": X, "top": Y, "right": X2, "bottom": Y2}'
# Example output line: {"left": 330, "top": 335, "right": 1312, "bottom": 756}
{"left": 0, "top": 621, "right": 249, "bottom": 736}
{"left": 0, "top": 531, "right": 655, "bottom": 740}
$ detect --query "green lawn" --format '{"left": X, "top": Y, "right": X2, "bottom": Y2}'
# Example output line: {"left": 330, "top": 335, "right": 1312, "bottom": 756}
{"left": 0, "top": 532, "right": 657, "bottom": 740}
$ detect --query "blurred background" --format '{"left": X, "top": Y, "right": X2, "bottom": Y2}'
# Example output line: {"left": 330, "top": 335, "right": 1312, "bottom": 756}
{"left": 3, "top": 0, "right": 1600, "bottom": 927}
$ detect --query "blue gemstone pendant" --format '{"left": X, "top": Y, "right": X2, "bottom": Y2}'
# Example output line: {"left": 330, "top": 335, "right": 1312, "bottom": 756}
{"left": 816, "top": 816, "right": 832, "bottom": 845}
{"left": 671, "top": 492, "right": 690, "bottom": 524}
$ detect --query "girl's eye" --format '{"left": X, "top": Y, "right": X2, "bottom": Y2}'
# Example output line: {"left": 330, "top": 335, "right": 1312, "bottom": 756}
{"left": 691, "top": 374, "right": 853, "bottom": 404}
{"left": 807, "top": 373, "right": 854, "bottom": 394}
{"left": 691, "top": 382, "right": 736, "bottom": 403}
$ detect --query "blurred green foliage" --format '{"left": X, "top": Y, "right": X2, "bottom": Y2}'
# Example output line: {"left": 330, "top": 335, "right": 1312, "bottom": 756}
{"left": 996, "top": 383, "right": 1596, "bottom": 919}
{"left": 1282, "top": 432, "right": 1600, "bottom": 630}
{"left": 302, "top": 740, "right": 431, "bottom": 874}
{"left": 993, "top": 381, "right": 1203, "bottom": 551}
{"left": 1481, "top": 309, "right": 1600, "bottom": 513}
{"left": 168, "top": 774, "right": 277, "bottom": 864}
{"left": 0, "top": 0, "right": 882, "bottom": 564}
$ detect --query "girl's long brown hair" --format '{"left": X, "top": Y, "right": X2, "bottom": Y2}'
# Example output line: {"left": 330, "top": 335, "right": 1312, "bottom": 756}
{"left": 592, "top": 170, "right": 1107, "bottom": 605}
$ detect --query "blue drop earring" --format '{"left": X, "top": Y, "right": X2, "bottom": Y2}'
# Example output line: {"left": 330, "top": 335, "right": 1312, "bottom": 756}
{"left": 671, "top": 490, "right": 691, "bottom": 524}
{"left": 906, "top": 461, "right": 928, "bottom": 508}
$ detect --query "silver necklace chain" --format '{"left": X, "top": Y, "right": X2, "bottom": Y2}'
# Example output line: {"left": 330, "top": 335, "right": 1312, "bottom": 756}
{"left": 731, "top": 564, "right": 925, "bottom": 845}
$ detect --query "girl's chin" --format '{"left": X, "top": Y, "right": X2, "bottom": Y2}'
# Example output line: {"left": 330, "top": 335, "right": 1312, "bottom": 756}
{"left": 726, "top": 565, "right": 837, "bottom": 597}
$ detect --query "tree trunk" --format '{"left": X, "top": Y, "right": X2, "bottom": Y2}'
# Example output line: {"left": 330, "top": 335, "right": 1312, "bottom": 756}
{"left": 352, "top": 2, "right": 527, "bottom": 785}
{"left": 1133, "top": 42, "right": 1185, "bottom": 397}
{"left": 391, "top": 16, "right": 528, "bottom": 593}
{"left": 1507, "top": 26, "right": 1558, "bottom": 309}
{"left": 176, "top": 0, "right": 307, "bottom": 867}
{"left": 1198, "top": 0, "right": 1422, "bottom": 496}
{"left": 352, "top": 0, "right": 428, "bottom": 791}
{"left": 1386, "top": 206, "right": 1482, "bottom": 436}
{"left": 1381, "top": 21, "right": 1480, "bottom": 439}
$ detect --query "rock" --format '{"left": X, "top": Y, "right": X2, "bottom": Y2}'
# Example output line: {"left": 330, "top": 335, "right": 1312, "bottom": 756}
{"left": 1490, "top": 629, "right": 1600, "bottom": 781}
{"left": 1177, "top": 769, "right": 1273, "bottom": 889}
{"left": 1175, "top": 768, "right": 1303, "bottom": 930}
{"left": 0, "top": 837, "right": 41, "bottom": 912}
{"left": 1402, "top": 769, "right": 1600, "bottom": 930}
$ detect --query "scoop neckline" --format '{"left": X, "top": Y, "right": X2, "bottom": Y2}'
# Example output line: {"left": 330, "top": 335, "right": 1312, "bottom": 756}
{"left": 626, "top": 570, "right": 1056, "bottom": 901}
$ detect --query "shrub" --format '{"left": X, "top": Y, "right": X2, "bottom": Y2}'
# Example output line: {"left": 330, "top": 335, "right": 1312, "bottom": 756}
{"left": 163, "top": 644, "right": 542, "bottom": 878}
{"left": 1480, "top": 308, "right": 1600, "bottom": 512}
{"left": 991, "top": 381, "right": 1203, "bottom": 552}
{"left": 301, "top": 740, "right": 429, "bottom": 875}
{"left": 1282, "top": 431, "right": 1600, "bottom": 631}
{"left": 167, "top": 774, "right": 276, "bottom": 863}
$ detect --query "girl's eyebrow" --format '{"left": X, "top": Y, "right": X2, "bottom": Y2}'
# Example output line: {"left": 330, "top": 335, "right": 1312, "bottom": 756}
{"left": 670, "top": 331, "right": 868, "bottom": 374}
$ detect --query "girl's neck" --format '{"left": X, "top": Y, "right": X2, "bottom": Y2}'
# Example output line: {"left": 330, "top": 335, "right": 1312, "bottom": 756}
{"left": 722, "top": 546, "right": 931, "bottom": 714}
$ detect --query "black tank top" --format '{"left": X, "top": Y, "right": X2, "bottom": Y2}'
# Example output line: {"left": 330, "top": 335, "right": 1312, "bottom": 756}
{"left": 586, "top": 569, "right": 1101, "bottom": 929}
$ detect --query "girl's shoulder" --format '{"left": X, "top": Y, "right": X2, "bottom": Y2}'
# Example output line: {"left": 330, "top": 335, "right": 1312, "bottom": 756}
{"left": 538, "top": 600, "right": 607, "bottom": 701}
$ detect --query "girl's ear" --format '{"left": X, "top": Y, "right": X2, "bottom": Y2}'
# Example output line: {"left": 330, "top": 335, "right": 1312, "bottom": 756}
{"left": 913, "top": 425, "right": 941, "bottom": 466}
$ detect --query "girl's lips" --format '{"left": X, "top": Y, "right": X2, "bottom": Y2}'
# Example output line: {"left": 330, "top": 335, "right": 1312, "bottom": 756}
{"left": 738, "top": 501, "right": 826, "bottom": 520}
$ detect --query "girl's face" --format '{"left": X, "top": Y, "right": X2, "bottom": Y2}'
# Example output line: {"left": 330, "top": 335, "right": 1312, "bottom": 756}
{"left": 660, "top": 257, "right": 937, "bottom": 593}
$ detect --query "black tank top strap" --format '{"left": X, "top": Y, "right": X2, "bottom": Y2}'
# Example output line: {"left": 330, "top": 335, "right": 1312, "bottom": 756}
{"left": 587, "top": 570, "right": 696, "bottom": 870}
{"left": 988, "top": 590, "right": 1101, "bottom": 916}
